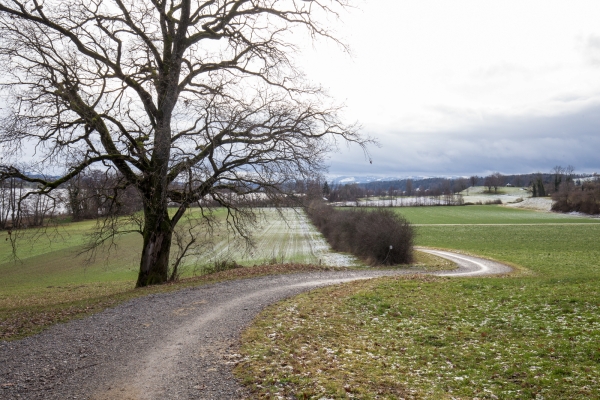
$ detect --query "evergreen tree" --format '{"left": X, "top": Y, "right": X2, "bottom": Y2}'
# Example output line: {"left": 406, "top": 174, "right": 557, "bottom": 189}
{"left": 322, "top": 181, "right": 330, "bottom": 198}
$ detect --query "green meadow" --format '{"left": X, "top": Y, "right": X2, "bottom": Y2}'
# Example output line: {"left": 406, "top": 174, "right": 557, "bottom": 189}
{"left": 0, "top": 208, "right": 345, "bottom": 340}
{"left": 237, "top": 205, "right": 600, "bottom": 399}
{"left": 0, "top": 208, "right": 335, "bottom": 292}
{"left": 392, "top": 204, "right": 599, "bottom": 225}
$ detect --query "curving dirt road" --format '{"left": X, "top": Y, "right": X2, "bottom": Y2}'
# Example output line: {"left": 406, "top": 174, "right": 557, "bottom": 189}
{"left": 418, "top": 247, "right": 513, "bottom": 277}
{"left": 0, "top": 250, "right": 511, "bottom": 400}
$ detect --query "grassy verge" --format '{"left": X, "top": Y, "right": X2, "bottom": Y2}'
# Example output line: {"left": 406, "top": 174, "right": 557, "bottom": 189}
{"left": 236, "top": 211, "right": 600, "bottom": 399}
{"left": 237, "top": 274, "right": 600, "bottom": 399}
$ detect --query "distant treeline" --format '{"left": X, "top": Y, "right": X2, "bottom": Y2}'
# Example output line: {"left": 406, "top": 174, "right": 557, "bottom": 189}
{"left": 3, "top": 166, "right": 598, "bottom": 230}
{"left": 320, "top": 169, "right": 597, "bottom": 203}
{"left": 0, "top": 169, "right": 300, "bottom": 229}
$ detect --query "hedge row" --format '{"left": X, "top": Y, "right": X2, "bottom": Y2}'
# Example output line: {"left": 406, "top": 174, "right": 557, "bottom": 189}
{"left": 552, "top": 182, "right": 600, "bottom": 215}
{"left": 306, "top": 202, "right": 414, "bottom": 265}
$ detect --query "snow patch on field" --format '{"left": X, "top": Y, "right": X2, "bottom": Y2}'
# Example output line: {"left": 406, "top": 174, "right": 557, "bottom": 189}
{"left": 462, "top": 194, "right": 522, "bottom": 204}
{"left": 200, "top": 208, "right": 360, "bottom": 267}
{"left": 295, "top": 210, "right": 360, "bottom": 267}
{"left": 332, "top": 196, "right": 462, "bottom": 207}
{"left": 504, "top": 197, "right": 553, "bottom": 212}
{"left": 461, "top": 186, "right": 528, "bottom": 205}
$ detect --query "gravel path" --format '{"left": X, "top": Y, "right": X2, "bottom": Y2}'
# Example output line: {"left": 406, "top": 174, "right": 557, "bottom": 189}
{"left": 417, "top": 247, "right": 513, "bottom": 276}
{"left": 0, "top": 251, "right": 511, "bottom": 400}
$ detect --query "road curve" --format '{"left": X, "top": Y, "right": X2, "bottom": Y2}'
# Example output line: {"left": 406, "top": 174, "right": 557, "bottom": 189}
{"left": 417, "top": 247, "right": 513, "bottom": 277}
{"left": 0, "top": 251, "right": 512, "bottom": 400}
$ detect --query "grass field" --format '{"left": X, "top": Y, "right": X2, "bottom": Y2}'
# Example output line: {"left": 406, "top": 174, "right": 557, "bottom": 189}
{"left": 0, "top": 208, "right": 351, "bottom": 292}
{"left": 395, "top": 204, "right": 600, "bottom": 225}
{"left": 0, "top": 208, "right": 357, "bottom": 340}
{"left": 204, "top": 208, "right": 358, "bottom": 267}
{"left": 237, "top": 206, "right": 600, "bottom": 399}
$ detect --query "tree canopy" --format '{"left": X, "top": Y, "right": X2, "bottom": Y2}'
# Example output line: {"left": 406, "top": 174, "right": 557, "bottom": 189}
{"left": 0, "top": 0, "right": 367, "bottom": 286}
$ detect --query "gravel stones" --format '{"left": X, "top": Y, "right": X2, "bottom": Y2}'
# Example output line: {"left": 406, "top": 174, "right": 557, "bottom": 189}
{"left": 0, "top": 270, "right": 414, "bottom": 399}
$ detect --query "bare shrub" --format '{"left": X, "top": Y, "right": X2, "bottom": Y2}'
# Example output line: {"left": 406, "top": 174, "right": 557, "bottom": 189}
{"left": 552, "top": 180, "right": 600, "bottom": 214}
{"left": 306, "top": 201, "right": 413, "bottom": 265}
{"left": 199, "top": 258, "right": 242, "bottom": 276}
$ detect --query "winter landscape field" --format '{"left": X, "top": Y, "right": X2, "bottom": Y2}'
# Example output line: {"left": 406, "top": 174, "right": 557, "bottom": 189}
{"left": 2, "top": 199, "right": 600, "bottom": 398}
{"left": 2, "top": 1, "right": 600, "bottom": 398}
{"left": 236, "top": 206, "right": 600, "bottom": 399}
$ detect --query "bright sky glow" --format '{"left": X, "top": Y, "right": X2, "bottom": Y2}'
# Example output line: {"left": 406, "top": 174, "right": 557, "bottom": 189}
{"left": 296, "top": 0, "right": 600, "bottom": 177}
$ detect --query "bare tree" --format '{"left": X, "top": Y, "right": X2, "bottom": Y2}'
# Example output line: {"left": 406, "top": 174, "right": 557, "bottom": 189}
{"left": 484, "top": 173, "right": 503, "bottom": 193}
{"left": 491, "top": 172, "right": 503, "bottom": 193}
{"left": 0, "top": 176, "right": 22, "bottom": 230}
{"left": 484, "top": 176, "right": 493, "bottom": 193}
{"left": 0, "top": 164, "right": 62, "bottom": 230}
{"left": 552, "top": 165, "right": 565, "bottom": 193}
{"left": 454, "top": 177, "right": 468, "bottom": 194}
{"left": 565, "top": 165, "right": 575, "bottom": 181}
{"left": 514, "top": 174, "right": 523, "bottom": 187}
{"left": 551, "top": 165, "right": 575, "bottom": 193}
{"left": 0, "top": 0, "right": 367, "bottom": 286}
{"left": 469, "top": 175, "right": 478, "bottom": 187}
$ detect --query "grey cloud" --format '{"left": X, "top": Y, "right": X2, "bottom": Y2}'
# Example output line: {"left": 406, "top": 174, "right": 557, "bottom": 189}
{"left": 328, "top": 103, "right": 600, "bottom": 177}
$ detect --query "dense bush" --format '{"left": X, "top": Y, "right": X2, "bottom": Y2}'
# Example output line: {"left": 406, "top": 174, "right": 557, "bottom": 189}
{"left": 552, "top": 181, "right": 600, "bottom": 215}
{"left": 306, "top": 201, "right": 413, "bottom": 265}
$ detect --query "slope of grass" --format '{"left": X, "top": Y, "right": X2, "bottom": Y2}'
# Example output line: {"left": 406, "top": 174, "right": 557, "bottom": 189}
{"left": 237, "top": 207, "right": 600, "bottom": 399}
{"left": 0, "top": 230, "right": 142, "bottom": 291}
{"left": 204, "top": 208, "right": 356, "bottom": 266}
{"left": 0, "top": 208, "right": 346, "bottom": 293}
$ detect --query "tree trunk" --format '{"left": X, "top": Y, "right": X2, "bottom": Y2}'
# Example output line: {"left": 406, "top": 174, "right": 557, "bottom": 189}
{"left": 136, "top": 201, "right": 173, "bottom": 287}
{"left": 136, "top": 117, "right": 174, "bottom": 287}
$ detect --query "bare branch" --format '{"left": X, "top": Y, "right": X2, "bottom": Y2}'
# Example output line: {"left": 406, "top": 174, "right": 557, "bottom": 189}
{"left": 0, "top": 0, "right": 367, "bottom": 287}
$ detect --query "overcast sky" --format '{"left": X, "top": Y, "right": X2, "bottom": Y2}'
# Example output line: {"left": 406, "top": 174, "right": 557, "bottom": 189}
{"left": 296, "top": 0, "right": 600, "bottom": 178}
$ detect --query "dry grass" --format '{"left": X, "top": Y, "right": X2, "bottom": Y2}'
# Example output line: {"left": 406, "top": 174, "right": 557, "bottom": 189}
{"left": 236, "top": 275, "right": 438, "bottom": 399}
